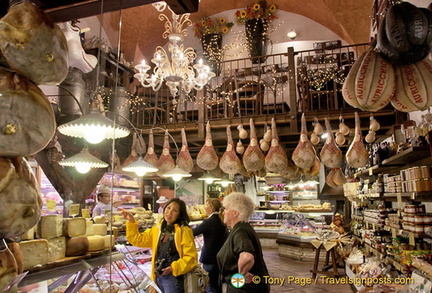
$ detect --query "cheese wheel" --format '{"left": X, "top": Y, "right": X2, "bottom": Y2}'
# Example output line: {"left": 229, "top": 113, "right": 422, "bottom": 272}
{"left": 103, "top": 235, "right": 115, "bottom": 249}
{"left": 47, "top": 237, "right": 66, "bottom": 262}
{"left": 93, "top": 224, "right": 107, "bottom": 236}
{"left": 93, "top": 216, "right": 106, "bottom": 224}
{"left": 19, "top": 239, "right": 49, "bottom": 271}
{"left": 65, "top": 236, "right": 89, "bottom": 257}
{"left": 38, "top": 215, "right": 63, "bottom": 238}
{"left": 85, "top": 220, "right": 94, "bottom": 236}
{"left": 87, "top": 236, "right": 105, "bottom": 251}
{"left": 63, "top": 218, "right": 86, "bottom": 237}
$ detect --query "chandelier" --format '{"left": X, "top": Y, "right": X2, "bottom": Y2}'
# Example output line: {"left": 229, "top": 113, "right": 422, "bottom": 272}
{"left": 134, "top": 8, "right": 215, "bottom": 97}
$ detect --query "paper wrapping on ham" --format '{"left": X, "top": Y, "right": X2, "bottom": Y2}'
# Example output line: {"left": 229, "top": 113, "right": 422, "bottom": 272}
{"left": 197, "top": 121, "right": 219, "bottom": 171}
{"left": 0, "top": 247, "right": 18, "bottom": 292}
{"left": 144, "top": 130, "right": 158, "bottom": 175}
{"left": 0, "top": 157, "right": 42, "bottom": 239}
{"left": 122, "top": 133, "right": 140, "bottom": 168}
{"left": 220, "top": 126, "right": 243, "bottom": 176}
{"left": 0, "top": 2, "right": 68, "bottom": 85}
{"left": 265, "top": 118, "right": 288, "bottom": 174}
{"left": 320, "top": 118, "right": 342, "bottom": 168}
{"left": 346, "top": 112, "right": 369, "bottom": 169}
{"left": 292, "top": 113, "right": 317, "bottom": 170}
{"left": 0, "top": 67, "right": 56, "bottom": 157}
{"left": 177, "top": 128, "right": 194, "bottom": 173}
{"left": 157, "top": 130, "right": 175, "bottom": 177}
{"left": 243, "top": 119, "right": 265, "bottom": 172}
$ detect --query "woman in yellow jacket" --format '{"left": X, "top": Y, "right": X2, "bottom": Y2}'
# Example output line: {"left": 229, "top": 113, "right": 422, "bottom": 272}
{"left": 121, "top": 198, "right": 197, "bottom": 293}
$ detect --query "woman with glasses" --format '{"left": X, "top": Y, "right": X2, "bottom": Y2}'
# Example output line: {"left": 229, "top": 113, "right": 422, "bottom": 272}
{"left": 217, "top": 192, "right": 270, "bottom": 292}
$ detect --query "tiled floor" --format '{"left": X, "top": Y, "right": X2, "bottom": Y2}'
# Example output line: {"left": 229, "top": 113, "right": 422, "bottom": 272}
{"left": 263, "top": 248, "right": 353, "bottom": 292}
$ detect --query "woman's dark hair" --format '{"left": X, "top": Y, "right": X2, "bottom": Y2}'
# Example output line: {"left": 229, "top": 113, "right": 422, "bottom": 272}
{"left": 161, "top": 198, "right": 190, "bottom": 230}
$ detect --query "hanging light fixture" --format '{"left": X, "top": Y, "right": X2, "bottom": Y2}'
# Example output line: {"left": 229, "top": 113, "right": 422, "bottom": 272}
{"left": 59, "top": 146, "right": 109, "bottom": 174}
{"left": 163, "top": 165, "right": 192, "bottom": 182}
{"left": 134, "top": 6, "right": 215, "bottom": 97}
{"left": 122, "top": 157, "right": 158, "bottom": 177}
{"left": 58, "top": 95, "right": 130, "bottom": 144}
{"left": 287, "top": 29, "right": 297, "bottom": 40}
{"left": 198, "top": 172, "right": 220, "bottom": 184}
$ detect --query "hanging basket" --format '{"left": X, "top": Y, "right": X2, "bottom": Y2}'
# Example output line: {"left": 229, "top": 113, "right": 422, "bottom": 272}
{"left": 245, "top": 19, "right": 268, "bottom": 64}
{"left": 201, "top": 33, "right": 223, "bottom": 76}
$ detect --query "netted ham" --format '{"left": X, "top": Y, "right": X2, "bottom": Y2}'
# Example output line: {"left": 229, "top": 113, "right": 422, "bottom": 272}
{"left": 301, "top": 156, "right": 320, "bottom": 176}
{"left": 0, "top": 157, "right": 42, "bottom": 238}
{"left": 265, "top": 118, "right": 288, "bottom": 174}
{"left": 292, "top": 113, "right": 317, "bottom": 170}
{"left": 0, "top": 2, "right": 68, "bottom": 85}
{"left": 157, "top": 130, "right": 175, "bottom": 177}
{"left": 346, "top": 112, "right": 369, "bottom": 169}
{"left": 143, "top": 130, "right": 158, "bottom": 175}
{"left": 197, "top": 121, "right": 219, "bottom": 171}
{"left": 243, "top": 119, "right": 265, "bottom": 172}
{"left": 177, "top": 128, "right": 194, "bottom": 173}
{"left": 122, "top": 133, "right": 140, "bottom": 172}
{"left": 281, "top": 160, "right": 299, "bottom": 179}
{"left": 320, "top": 118, "right": 342, "bottom": 168}
{"left": 326, "top": 168, "right": 346, "bottom": 187}
{"left": 0, "top": 67, "right": 56, "bottom": 157}
{"left": 220, "top": 126, "right": 243, "bottom": 176}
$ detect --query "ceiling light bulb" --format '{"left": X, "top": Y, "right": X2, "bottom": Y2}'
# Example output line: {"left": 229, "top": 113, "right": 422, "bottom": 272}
{"left": 205, "top": 178, "right": 214, "bottom": 184}
{"left": 221, "top": 182, "right": 230, "bottom": 187}
{"left": 83, "top": 125, "right": 106, "bottom": 144}
{"left": 76, "top": 163, "right": 91, "bottom": 174}
{"left": 287, "top": 30, "right": 297, "bottom": 40}
{"left": 134, "top": 169, "right": 147, "bottom": 177}
{"left": 172, "top": 175, "right": 182, "bottom": 182}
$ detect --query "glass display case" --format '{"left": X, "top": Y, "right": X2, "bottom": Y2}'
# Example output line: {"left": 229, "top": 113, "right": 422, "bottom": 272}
{"left": 277, "top": 212, "right": 331, "bottom": 242}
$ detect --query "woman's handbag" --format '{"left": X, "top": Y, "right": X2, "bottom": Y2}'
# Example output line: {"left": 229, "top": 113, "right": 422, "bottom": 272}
{"left": 184, "top": 263, "right": 209, "bottom": 293}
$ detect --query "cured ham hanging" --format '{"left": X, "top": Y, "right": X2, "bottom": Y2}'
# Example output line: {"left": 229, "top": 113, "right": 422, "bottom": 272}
{"left": 292, "top": 113, "right": 317, "bottom": 170}
{"left": 144, "top": 130, "right": 158, "bottom": 174}
{"left": 176, "top": 128, "right": 194, "bottom": 173}
{"left": 220, "top": 126, "right": 243, "bottom": 176}
{"left": 346, "top": 112, "right": 369, "bottom": 169}
{"left": 197, "top": 121, "right": 219, "bottom": 171}
{"left": 265, "top": 118, "right": 288, "bottom": 174}
{"left": 320, "top": 118, "right": 342, "bottom": 169}
{"left": 243, "top": 119, "right": 265, "bottom": 172}
{"left": 157, "top": 130, "right": 176, "bottom": 177}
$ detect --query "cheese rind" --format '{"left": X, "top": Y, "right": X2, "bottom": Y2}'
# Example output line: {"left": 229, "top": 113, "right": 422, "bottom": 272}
{"left": 93, "top": 224, "right": 107, "bottom": 236}
{"left": 47, "top": 237, "right": 66, "bottom": 262}
{"left": 38, "top": 215, "right": 63, "bottom": 238}
{"left": 65, "top": 236, "right": 89, "bottom": 256}
{"left": 19, "top": 239, "right": 49, "bottom": 271}
{"left": 21, "top": 225, "right": 36, "bottom": 240}
{"left": 103, "top": 235, "right": 115, "bottom": 249}
{"left": 63, "top": 218, "right": 86, "bottom": 237}
{"left": 85, "top": 220, "right": 94, "bottom": 236}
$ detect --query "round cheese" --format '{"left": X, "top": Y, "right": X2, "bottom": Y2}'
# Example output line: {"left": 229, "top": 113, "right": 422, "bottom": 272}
{"left": 66, "top": 236, "right": 89, "bottom": 257}
{"left": 93, "top": 224, "right": 107, "bottom": 236}
{"left": 87, "top": 236, "right": 105, "bottom": 252}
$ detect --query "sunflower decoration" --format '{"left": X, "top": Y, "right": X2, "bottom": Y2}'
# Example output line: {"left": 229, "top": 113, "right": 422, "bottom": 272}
{"left": 194, "top": 16, "right": 234, "bottom": 39}
{"left": 235, "top": 0, "right": 278, "bottom": 24}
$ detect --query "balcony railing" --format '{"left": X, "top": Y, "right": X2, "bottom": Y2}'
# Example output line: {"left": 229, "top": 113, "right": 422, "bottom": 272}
{"left": 130, "top": 43, "right": 369, "bottom": 128}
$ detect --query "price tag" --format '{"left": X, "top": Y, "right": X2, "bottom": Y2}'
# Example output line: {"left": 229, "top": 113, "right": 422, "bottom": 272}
{"left": 391, "top": 228, "right": 397, "bottom": 238}
{"left": 409, "top": 233, "right": 416, "bottom": 246}
{"left": 396, "top": 193, "right": 403, "bottom": 210}
{"left": 81, "top": 209, "right": 91, "bottom": 218}
{"left": 46, "top": 199, "right": 56, "bottom": 211}
{"left": 69, "top": 204, "right": 80, "bottom": 217}
{"left": 369, "top": 168, "right": 373, "bottom": 176}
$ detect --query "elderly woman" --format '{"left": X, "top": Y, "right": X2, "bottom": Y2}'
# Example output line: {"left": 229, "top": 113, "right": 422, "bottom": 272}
{"left": 217, "top": 192, "right": 270, "bottom": 293}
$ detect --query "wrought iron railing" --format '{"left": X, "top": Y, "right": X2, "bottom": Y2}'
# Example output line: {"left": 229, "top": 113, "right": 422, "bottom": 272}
{"left": 129, "top": 43, "right": 369, "bottom": 128}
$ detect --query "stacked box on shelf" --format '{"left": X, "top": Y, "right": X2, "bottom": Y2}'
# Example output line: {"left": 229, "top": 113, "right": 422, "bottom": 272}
{"left": 400, "top": 166, "right": 432, "bottom": 192}
{"left": 383, "top": 174, "right": 402, "bottom": 193}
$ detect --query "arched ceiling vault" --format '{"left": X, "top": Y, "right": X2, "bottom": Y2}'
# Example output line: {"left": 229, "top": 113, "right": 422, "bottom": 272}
{"left": 101, "top": 0, "right": 373, "bottom": 64}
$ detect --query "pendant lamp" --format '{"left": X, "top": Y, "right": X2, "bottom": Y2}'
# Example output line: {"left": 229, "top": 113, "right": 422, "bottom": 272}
{"left": 59, "top": 146, "right": 109, "bottom": 174}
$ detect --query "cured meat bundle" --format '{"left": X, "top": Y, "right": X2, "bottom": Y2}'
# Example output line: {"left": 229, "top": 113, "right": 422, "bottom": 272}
{"left": 143, "top": 130, "right": 159, "bottom": 175}
{"left": 320, "top": 118, "right": 342, "bottom": 169}
{"left": 292, "top": 113, "right": 317, "bottom": 170}
{"left": 346, "top": 112, "right": 369, "bottom": 169}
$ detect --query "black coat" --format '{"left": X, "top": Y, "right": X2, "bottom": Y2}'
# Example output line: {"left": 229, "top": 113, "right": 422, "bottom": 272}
{"left": 193, "top": 213, "right": 227, "bottom": 264}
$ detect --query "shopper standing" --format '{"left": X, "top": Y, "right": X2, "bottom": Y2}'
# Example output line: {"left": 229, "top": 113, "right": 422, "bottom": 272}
{"left": 121, "top": 198, "right": 197, "bottom": 293}
{"left": 193, "top": 198, "right": 227, "bottom": 293}
{"left": 217, "top": 192, "right": 270, "bottom": 293}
